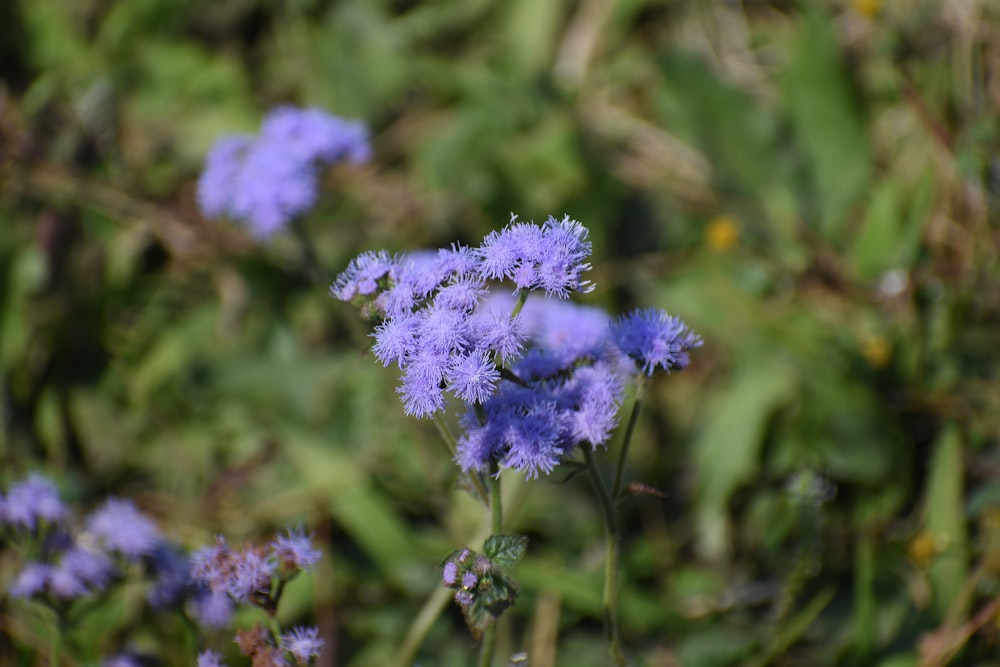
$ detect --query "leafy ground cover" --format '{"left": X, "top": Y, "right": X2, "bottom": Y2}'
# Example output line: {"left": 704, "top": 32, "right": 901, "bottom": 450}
{"left": 2, "top": 1, "right": 999, "bottom": 665}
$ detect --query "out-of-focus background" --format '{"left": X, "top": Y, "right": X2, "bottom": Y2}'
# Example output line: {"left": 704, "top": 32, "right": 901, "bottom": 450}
{"left": 2, "top": 0, "right": 999, "bottom": 665}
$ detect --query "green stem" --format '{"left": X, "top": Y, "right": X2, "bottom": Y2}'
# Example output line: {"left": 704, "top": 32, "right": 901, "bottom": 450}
{"left": 478, "top": 467, "right": 503, "bottom": 667}
{"left": 583, "top": 447, "right": 628, "bottom": 667}
{"left": 50, "top": 612, "right": 62, "bottom": 667}
{"left": 434, "top": 414, "right": 490, "bottom": 505}
{"left": 611, "top": 378, "right": 645, "bottom": 501}
{"left": 489, "top": 466, "right": 503, "bottom": 534}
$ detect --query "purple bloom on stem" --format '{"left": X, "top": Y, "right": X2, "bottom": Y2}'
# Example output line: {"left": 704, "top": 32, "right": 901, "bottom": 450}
{"left": 191, "top": 537, "right": 232, "bottom": 593}
{"left": 371, "top": 313, "right": 419, "bottom": 367}
{"left": 59, "top": 546, "right": 114, "bottom": 592}
{"left": 563, "top": 363, "right": 624, "bottom": 447}
{"left": 397, "top": 352, "right": 447, "bottom": 418}
{"left": 611, "top": 308, "right": 702, "bottom": 375}
{"left": 197, "top": 136, "right": 252, "bottom": 219}
{"left": 455, "top": 589, "right": 474, "bottom": 607}
{"left": 461, "top": 571, "right": 478, "bottom": 589}
{"left": 447, "top": 351, "right": 500, "bottom": 404}
{"left": 2, "top": 473, "right": 67, "bottom": 529}
{"left": 48, "top": 565, "right": 86, "bottom": 599}
{"left": 228, "top": 547, "right": 275, "bottom": 603}
{"left": 261, "top": 106, "right": 371, "bottom": 165}
{"left": 191, "top": 589, "right": 234, "bottom": 629}
{"left": 330, "top": 250, "right": 396, "bottom": 302}
{"left": 500, "top": 402, "right": 566, "bottom": 479}
{"left": 197, "top": 106, "right": 371, "bottom": 237}
{"left": 271, "top": 527, "right": 322, "bottom": 573}
{"left": 281, "top": 626, "right": 324, "bottom": 664}
{"left": 9, "top": 562, "right": 52, "bottom": 598}
{"left": 197, "top": 650, "right": 228, "bottom": 667}
{"left": 442, "top": 561, "right": 458, "bottom": 586}
{"left": 86, "top": 498, "right": 160, "bottom": 559}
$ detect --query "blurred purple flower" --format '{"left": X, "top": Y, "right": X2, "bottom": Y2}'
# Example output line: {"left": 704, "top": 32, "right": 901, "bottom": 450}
{"left": 197, "top": 106, "right": 371, "bottom": 237}
{"left": 271, "top": 527, "right": 322, "bottom": 573}
{"left": 86, "top": 498, "right": 160, "bottom": 559}
{"left": 197, "top": 650, "right": 228, "bottom": 667}
{"left": 191, "top": 589, "right": 234, "bottom": 629}
{"left": 2, "top": 473, "right": 67, "bottom": 529}
{"left": 281, "top": 626, "right": 323, "bottom": 664}
{"left": 9, "top": 562, "right": 52, "bottom": 598}
{"left": 228, "top": 547, "right": 275, "bottom": 603}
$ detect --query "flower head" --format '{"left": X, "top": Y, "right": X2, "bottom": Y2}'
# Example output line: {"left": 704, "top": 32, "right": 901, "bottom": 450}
{"left": 271, "top": 527, "right": 322, "bottom": 573}
{"left": 86, "top": 498, "right": 160, "bottom": 559}
{"left": 197, "top": 650, "right": 228, "bottom": 667}
{"left": 611, "top": 308, "right": 702, "bottom": 375}
{"left": 282, "top": 626, "right": 323, "bottom": 665}
{"left": 197, "top": 106, "right": 371, "bottom": 237}
{"left": 2, "top": 473, "right": 67, "bottom": 529}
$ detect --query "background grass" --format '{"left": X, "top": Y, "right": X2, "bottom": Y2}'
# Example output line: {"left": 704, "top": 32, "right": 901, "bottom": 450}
{"left": 2, "top": 0, "right": 1000, "bottom": 665}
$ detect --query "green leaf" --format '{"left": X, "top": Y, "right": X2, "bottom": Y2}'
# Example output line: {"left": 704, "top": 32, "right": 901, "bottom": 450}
{"left": 780, "top": 5, "right": 870, "bottom": 239}
{"left": 925, "top": 423, "right": 969, "bottom": 620}
{"left": 482, "top": 534, "right": 528, "bottom": 569}
{"left": 692, "top": 359, "right": 798, "bottom": 561}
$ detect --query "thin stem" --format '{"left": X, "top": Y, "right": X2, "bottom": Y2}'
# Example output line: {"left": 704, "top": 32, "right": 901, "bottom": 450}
{"left": 611, "top": 378, "right": 646, "bottom": 502}
{"left": 393, "top": 586, "right": 453, "bottom": 667}
{"left": 583, "top": 447, "right": 628, "bottom": 667}
{"left": 434, "top": 414, "right": 490, "bottom": 505}
{"left": 478, "top": 622, "right": 498, "bottom": 667}
{"left": 479, "top": 466, "right": 503, "bottom": 667}
{"left": 489, "top": 466, "right": 503, "bottom": 534}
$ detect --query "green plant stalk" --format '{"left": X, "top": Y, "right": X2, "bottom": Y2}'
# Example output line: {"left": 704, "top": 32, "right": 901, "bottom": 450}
{"left": 612, "top": 378, "right": 645, "bottom": 501}
{"left": 434, "top": 413, "right": 490, "bottom": 504}
{"left": 478, "top": 466, "right": 504, "bottom": 667}
{"left": 583, "top": 446, "right": 628, "bottom": 667}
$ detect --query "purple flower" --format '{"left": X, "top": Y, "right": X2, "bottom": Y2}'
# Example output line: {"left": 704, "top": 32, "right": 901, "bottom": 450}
{"left": 191, "top": 537, "right": 232, "bottom": 593}
{"left": 461, "top": 571, "right": 478, "bottom": 589}
{"left": 397, "top": 351, "right": 447, "bottom": 418}
{"left": 228, "top": 141, "right": 319, "bottom": 237}
{"left": 48, "top": 565, "right": 86, "bottom": 599}
{"left": 261, "top": 106, "right": 371, "bottom": 165}
{"left": 86, "top": 498, "right": 160, "bottom": 559}
{"left": 476, "top": 215, "right": 592, "bottom": 296}
{"left": 228, "top": 547, "right": 275, "bottom": 603}
{"left": 146, "top": 544, "right": 190, "bottom": 608}
{"left": 330, "top": 250, "right": 396, "bottom": 302}
{"left": 564, "top": 363, "right": 624, "bottom": 447}
{"left": 197, "top": 136, "right": 252, "bottom": 218}
{"left": 197, "top": 650, "right": 228, "bottom": 667}
{"left": 58, "top": 546, "right": 114, "bottom": 593}
{"left": 447, "top": 351, "right": 500, "bottom": 404}
{"left": 271, "top": 527, "right": 322, "bottom": 573}
{"left": 611, "top": 308, "right": 702, "bottom": 375}
{"left": 2, "top": 473, "right": 67, "bottom": 529}
{"left": 371, "top": 313, "right": 419, "bottom": 367}
{"left": 455, "top": 589, "right": 474, "bottom": 607}
{"left": 9, "top": 562, "right": 52, "bottom": 598}
{"left": 281, "top": 626, "right": 323, "bottom": 664}
{"left": 442, "top": 561, "right": 458, "bottom": 586}
{"left": 103, "top": 653, "right": 147, "bottom": 667}
{"left": 191, "top": 589, "right": 234, "bottom": 629}
{"left": 197, "top": 106, "right": 371, "bottom": 237}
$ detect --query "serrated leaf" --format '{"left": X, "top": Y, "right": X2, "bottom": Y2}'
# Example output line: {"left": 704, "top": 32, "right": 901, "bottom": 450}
{"left": 483, "top": 534, "right": 528, "bottom": 569}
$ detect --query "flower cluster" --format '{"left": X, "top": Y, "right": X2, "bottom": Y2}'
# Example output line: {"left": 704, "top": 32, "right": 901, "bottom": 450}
{"left": 191, "top": 528, "right": 323, "bottom": 666}
{"left": 197, "top": 106, "right": 371, "bottom": 237}
{"left": 1, "top": 473, "right": 234, "bottom": 662}
{"left": 440, "top": 535, "right": 527, "bottom": 639}
{"left": 332, "top": 215, "right": 701, "bottom": 478}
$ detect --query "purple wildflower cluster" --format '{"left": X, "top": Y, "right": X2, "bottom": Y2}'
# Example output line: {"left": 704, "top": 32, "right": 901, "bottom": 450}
{"left": 1, "top": 474, "right": 231, "bottom": 629}
{"left": 191, "top": 528, "right": 323, "bottom": 666}
{"left": 197, "top": 106, "right": 371, "bottom": 237}
{"left": 332, "top": 215, "right": 702, "bottom": 478}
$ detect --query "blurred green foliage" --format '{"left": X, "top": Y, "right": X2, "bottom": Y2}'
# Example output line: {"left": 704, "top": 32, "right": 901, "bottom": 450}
{"left": 2, "top": 0, "right": 1000, "bottom": 665}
